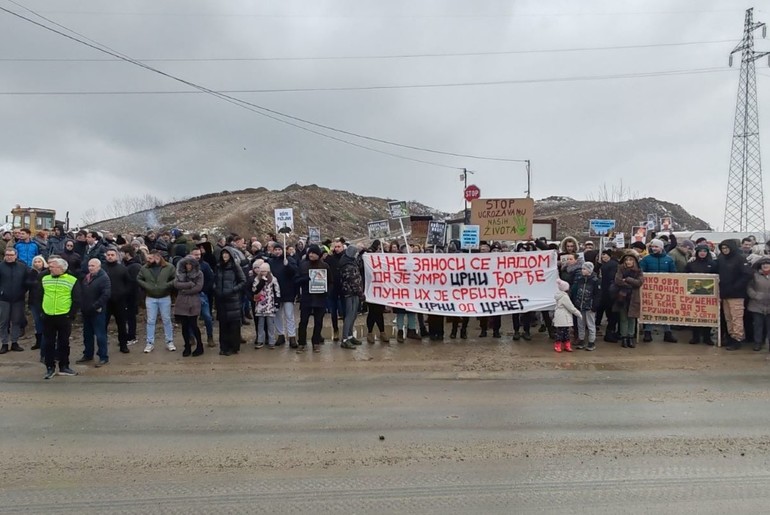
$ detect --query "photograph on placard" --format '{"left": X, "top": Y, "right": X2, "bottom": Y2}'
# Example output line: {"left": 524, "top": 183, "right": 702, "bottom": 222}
{"left": 309, "top": 269, "right": 328, "bottom": 294}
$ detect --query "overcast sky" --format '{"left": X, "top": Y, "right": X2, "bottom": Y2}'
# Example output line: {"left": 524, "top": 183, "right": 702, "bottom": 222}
{"left": 1, "top": 0, "right": 769, "bottom": 230}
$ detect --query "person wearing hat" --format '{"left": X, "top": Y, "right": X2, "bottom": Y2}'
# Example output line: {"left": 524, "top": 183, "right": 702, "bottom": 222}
{"left": 717, "top": 239, "right": 753, "bottom": 350}
{"left": 570, "top": 261, "right": 600, "bottom": 351}
{"left": 614, "top": 251, "right": 644, "bottom": 348}
{"left": 685, "top": 244, "right": 718, "bottom": 345}
{"left": 296, "top": 244, "right": 330, "bottom": 353}
{"left": 553, "top": 279, "right": 582, "bottom": 353}
{"left": 639, "top": 238, "right": 678, "bottom": 343}
{"left": 630, "top": 241, "right": 648, "bottom": 258}
{"left": 251, "top": 262, "right": 281, "bottom": 349}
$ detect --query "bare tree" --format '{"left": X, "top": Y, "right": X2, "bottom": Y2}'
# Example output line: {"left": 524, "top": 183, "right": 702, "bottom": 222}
{"left": 587, "top": 180, "right": 639, "bottom": 202}
{"left": 80, "top": 208, "right": 98, "bottom": 227}
{"left": 103, "top": 194, "right": 165, "bottom": 219}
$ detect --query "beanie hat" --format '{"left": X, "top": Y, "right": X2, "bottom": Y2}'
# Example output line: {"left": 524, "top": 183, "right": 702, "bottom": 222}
{"left": 345, "top": 245, "right": 358, "bottom": 258}
{"left": 259, "top": 263, "right": 271, "bottom": 273}
{"left": 680, "top": 240, "right": 695, "bottom": 251}
{"left": 307, "top": 244, "right": 322, "bottom": 257}
{"left": 601, "top": 249, "right": 613, "bottom": 257}
{"left": 273, "top": 242, "right": 283, "bottom": 250}
{"left": 650, "top": 239, "right": 665, "bottom": 249}
{"left": 252, "top": 258, "right": 264, "bottom": 270}
{"left": 582, "top": 262, "right": 595, "bottom": 274}
{"left": 631, "top": 241, "right": 646, "bottom": 250}
{"left": 556, "top": 279, "right": 570, "bottom": 292}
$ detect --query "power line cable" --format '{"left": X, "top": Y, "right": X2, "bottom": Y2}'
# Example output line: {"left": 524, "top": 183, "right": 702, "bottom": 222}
{"left": 0, "top": 2, "right": 524, "bottom": 164}
{"left": 0, "top": 39, "right": 737, "bottom": 62}
{"left": 0, "top": 67, "right": 734, "bottom": 96}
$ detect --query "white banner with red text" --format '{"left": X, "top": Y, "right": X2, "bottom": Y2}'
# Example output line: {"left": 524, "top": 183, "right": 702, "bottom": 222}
{"left": 363, "top": 251, "right": 558, "bottom": 316}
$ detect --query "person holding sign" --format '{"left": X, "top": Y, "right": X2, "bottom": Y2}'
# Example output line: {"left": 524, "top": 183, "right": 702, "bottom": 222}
{"left": 296, "top": 245, "right": 330, "bottom": 353}
{"left": 614, "top": 252, "right": 644, "bottom": 348}
{"left": 685, "top": 245, "right": 717, "bottom": 345}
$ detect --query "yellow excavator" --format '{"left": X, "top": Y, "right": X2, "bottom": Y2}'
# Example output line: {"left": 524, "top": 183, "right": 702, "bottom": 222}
{"left": 3, "top": 206, "right": 69, "bottom": 233}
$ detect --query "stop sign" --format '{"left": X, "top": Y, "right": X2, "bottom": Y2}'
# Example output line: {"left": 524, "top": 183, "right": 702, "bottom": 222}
{"left": 464, "top": 185, "right": 480, "bottom": 202}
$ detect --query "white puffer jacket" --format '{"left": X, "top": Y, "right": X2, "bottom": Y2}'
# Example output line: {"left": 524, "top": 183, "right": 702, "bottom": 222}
{"left": 553, "top": 291, "right": 581, "bottom": 327}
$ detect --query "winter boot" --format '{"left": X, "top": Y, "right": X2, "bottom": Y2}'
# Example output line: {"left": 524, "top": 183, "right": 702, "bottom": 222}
{"left": 367, "top": 332, "right": 376, "bottom": 344}
{"left": 512, "top": 331, "right": 521, "bottom": 341}
{"left": 10, "top": 342, "right": 23, "bottom": 352}
{"left": 492, "top": 330, "right": 502, "bottom": 338}
{"left": 479, "top": 330, "right": 488, "bottom": 338}
{"left": 621, "top": 337, "right": 628, "bottom": 348}
{"left": 406, "top": 329, "right": 421, "bottom": 340}
{"left": 460, "top": 328, "right": 468, "bottom": 339}
{"left": 627, "top": 337, "right": 636, "bottom": 348}
{"left": 192, "top": 343, "right": 204, "bottom": 357}
{"left": 522, "top": 331, "right": 532, "bottom": 341}
{"left": 119, "top": 343, "right": 130, "bottom": 354}
{"left": 31, "top": 334, "right": 41, "bottom": 351}
{"left": 379, "top": 331, "right": 390, "bottom": 343}
{"left": 207, "top": 335, "right": 216, "bottom": 347}
{"left": 554, "top": 341, "right": 563, "bottom": 353}
{"left": 182, "top": 343, "right": 192, "bottom": 357}
{"left": 564, "top": 341, "right": 573, "bottom": 352}
{"left": 397, "top": 330, "right": 404, "bottom": 343}
{"left": 275, "top": 335, "right": 286, "bottom": 346}
{"left": 663, "top": 331, "right": 678, "bottom": 343}
{"left": 642, "top": 331, "right": 652, "bottom": 342}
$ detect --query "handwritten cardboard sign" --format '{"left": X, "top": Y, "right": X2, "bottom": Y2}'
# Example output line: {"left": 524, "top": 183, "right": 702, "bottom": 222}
{"left": 639, "top": 273, "right": 720, "bottom": 327}
{"left": 470, "top": 198, "right": 535, "bottom": 240}
{"left": 363, "top": 251, "right": 558, "bottom": 316}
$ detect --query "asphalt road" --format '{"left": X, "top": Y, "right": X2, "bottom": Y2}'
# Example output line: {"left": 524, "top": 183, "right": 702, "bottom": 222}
{"left": 2, "top": 364, "right": 770, "bottom": 514}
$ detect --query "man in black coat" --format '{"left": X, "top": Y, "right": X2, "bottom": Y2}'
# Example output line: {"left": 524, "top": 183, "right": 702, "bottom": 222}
{"left": 102, "top": 248, "right": 131, "bottom": 354}
{"left": 718, "top": 239, "right": 753, "bottom": 350}
{"left": 76, "top": 259, "right": 112, "bottom": 367}
{"left": 0, "top": 247, "right": 29, "bottom": 353}
{"left": 80, "top": 231, "right": 107, "bottom": 275}
{"left": 597, "top": 249, "right": 619, "bottom": 343}
{"left": 297, "top": 245, "right": 330, "bottom": 353}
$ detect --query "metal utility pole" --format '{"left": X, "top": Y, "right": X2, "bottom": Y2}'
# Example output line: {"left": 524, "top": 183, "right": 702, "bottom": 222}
{"left": 723, "top": 8, "right": 769, "bottom": 232}
{"left": 461, "top": 168, "right": 474, "bottom": 223}
{"left": 525, "top": 160, "right": 531, "bottom": 198}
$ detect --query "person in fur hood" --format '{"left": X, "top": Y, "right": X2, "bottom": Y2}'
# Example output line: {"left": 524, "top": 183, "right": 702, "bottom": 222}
{"left": 173, "top": 256, "right": 204, "bottom": 357}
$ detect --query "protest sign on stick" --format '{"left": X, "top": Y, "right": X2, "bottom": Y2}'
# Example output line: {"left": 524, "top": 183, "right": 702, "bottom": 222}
{"left": 470, "top": 198, "right": 535, "bottom": 240}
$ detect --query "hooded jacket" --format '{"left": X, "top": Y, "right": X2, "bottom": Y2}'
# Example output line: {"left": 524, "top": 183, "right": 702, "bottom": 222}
{"left": 339, "top": 246, "right": 364, "bottom": 298}
{"left": 558, "top": 236, "right": 580, "bottom": 256}
{"left": 214, "top": 249, "right": 246, "bottom": 322}
{"left": 47, "top": 226, "right": 67, "bottom": 256}
{"left": 717, "top": 239, "right": 752, "bottom": 299}
{"left": 570, "top": 271, "right": 600, "bottom": 311}
{"left": 747, "top": 257, "right": 770, "bottom": 315}
{"left": 614, "top": 252, "right": 644, "bottom": 318}
{"left": 173, "top": 257, "right": 203, "bottom": 317}
{"left": 685, "top": 245, "right": 718, "bottom": 275}
{"left": 553, "top": 290, "right": 581, "bottom": 327}
{"left": 668, "top": 246, "right": 690, "bottom": 273}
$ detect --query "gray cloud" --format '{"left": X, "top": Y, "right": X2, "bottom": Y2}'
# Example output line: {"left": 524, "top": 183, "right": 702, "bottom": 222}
{"left": 0, "top": 0, "right": 767, "bottom": 231}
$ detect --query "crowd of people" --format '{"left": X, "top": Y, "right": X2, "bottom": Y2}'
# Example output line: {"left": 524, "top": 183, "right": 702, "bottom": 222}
{"left": 0, "top": 224, "right": 767, "bottom": 380}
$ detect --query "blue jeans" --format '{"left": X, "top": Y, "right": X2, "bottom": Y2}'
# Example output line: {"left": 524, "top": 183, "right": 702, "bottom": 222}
{"left": 145, "top": 296, "right": 173, "bottom": 344}
{"left": 395, "top": 312, "right": 417, "bottom": 331}
{"left": 199, "top": 293, "right": 213, "bottom": 338}
{"left": 83, "top": 310, "right": 108, "bottom": 361}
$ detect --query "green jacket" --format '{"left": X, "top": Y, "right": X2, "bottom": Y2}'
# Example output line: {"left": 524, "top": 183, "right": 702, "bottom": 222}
{"left": 41, "top": 273, "right": 80, "bottom": 316}
{"left": 137, "top": 262, "right": 176, "bottom": 298}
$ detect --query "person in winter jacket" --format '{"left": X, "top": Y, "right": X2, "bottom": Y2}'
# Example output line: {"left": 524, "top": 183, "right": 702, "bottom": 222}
{"left": 718, "top": 239, "right": 753, "bottom": 350}
{"left": 41, "top": 257, "right": 81, "bottom": 379}
{"left": 323, "top": 240, "right": 346, "bottom": 342}
{"left": 747, "top": 256, "right": 770, "bottom": 351}
{"left": 597, "top": 250, "right": 620, "bottom": 343}
{"left": 190, "top": 247, "right": 215, "bottom": 347}
{"left": 559, "top": 253, "right": 582, "bottom": 284}
{"left": 173, "top": 256, "right": 205, "bottom": 357}
{"left": 251, "top": 262, "right": 281, "bottom": 349}
{"left": 668, "top": 240, "right": 695, "bottom": 273}
{"left": 47, "top": 225, "right": 67, "bottom": 257}
{"left": 102, "top": 249, "right": 131, "bottom": 354}
{"left": 640, "top": 239, "right": 678, "bottom": 343}
{"left": 296, "top": 244, "right": 330, "bottom": 353}
{"left": 339, "top": 245, "right": 365, "bottom": 349}
{"left": 76, "top": 259, "right": 112, "bottom": 367}
{"left": 614, "top": 251, "right": 644, "bottom": 348}
{"left": 558, "top": 236, "right": 580, "bottom": 260}
{"left": 137, "top": 251, "right": 177, "bottom": 353}
{"left": 27, "top": 256, "right": 48, "bottom": 356}
{"left": 80, "top": 231, "right": 107, "bottom": 275}
{"left": 0, "top": 247, "right": 29, "bottom": 353}
{"left": 214, "top": 248, "right": 246, "bottom": 356}
{"left": 268, "top": 243, "right": 298, "bottom": 348}
{"left": 120, "top": 245, "right": 143, "bottom": 346}
{"left": 684, "top": 245, "right": 718, "bottom": 345}
{"left": 553, "top": 279, "right": 582, "bottom": 353}
{"left": 571, "top": 262, "right": 600, "bottom": 351}
{"left": 14, "top": 228, "right": 40, "bottom": 268}
{"left": 60, "top": 239, "right": 83, "bottom": 278}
